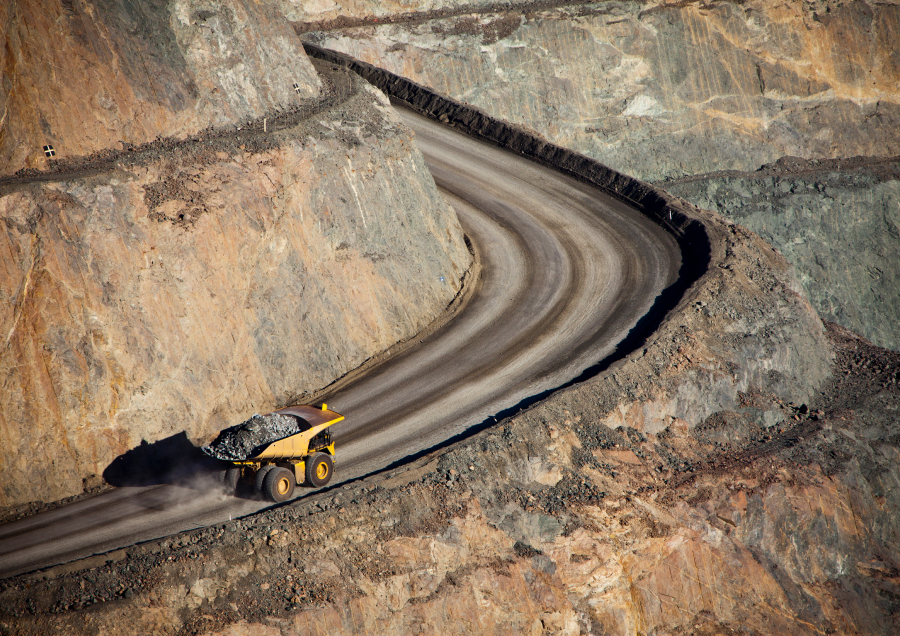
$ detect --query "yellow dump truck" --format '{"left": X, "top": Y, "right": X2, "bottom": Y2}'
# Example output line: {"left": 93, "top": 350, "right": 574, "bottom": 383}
{"left": 218, "top": 404, "right": 344, "bottom": 502}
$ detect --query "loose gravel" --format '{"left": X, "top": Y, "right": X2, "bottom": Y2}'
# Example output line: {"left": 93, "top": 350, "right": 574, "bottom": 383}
{"left": 203, "top": 413, "right": 302, "bottom": 461}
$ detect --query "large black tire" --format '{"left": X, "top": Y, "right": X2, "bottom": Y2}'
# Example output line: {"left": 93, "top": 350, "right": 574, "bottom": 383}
{"left": 263, "top": 467, "right": 295, "bottom": 503}
{"left": 305, "top": 453, "right": 333, "bottom": 488}
{"left": 222, "top": 467, "right": 241, "bottom": 494}
{"left": 254, "top": 465, "right": 275, "bottom": 494}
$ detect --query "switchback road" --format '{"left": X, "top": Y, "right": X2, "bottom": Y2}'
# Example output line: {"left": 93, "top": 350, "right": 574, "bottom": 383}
{"left": 0, "top": 108, "right": 680, "bottom": 579}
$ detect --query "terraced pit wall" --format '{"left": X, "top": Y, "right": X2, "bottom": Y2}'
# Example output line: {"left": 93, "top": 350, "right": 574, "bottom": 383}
{"left": 0, "top": 58, "right": 472, "bottom": 510}
{"left": 302, "top": 0, "right": 900, "bottom": 351}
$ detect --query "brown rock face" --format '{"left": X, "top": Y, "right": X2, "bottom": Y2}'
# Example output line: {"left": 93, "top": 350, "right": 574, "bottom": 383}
{"left": 0, "top": 64, "right": 470, "bottom": 507}
{"left": 0, "top": 0, "right": 321, "bottom": 174}
{"left": 304, "top": 0, "right": 900, "bottom": 182}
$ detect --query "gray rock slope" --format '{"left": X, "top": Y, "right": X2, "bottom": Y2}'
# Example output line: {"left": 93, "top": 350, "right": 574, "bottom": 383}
{"left": 665, "top": 157, "right": 900, "bottom": 351}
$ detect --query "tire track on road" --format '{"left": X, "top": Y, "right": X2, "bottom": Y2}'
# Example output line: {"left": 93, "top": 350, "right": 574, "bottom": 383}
{"left": 0, "top": 71, "right": 685, "bottom": 580}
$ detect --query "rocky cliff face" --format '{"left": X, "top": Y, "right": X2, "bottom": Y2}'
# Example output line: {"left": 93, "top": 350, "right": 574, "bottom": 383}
{"left": 305, "top": 0, "right": 900, "bottom": 182}
{"left": 0, "top": 11, "right": 471, "bottom": 508}
{"left": 0, "top": 0, "right": 321, "bottom": 175}
{"left": 5, "top": 5, "right": 898, "bottom": 633}
{"left": 665, "top": 156, "right": 900, "bottom": 351}
{"left": 304, "top": 0, "right": 900, "bottom": 350}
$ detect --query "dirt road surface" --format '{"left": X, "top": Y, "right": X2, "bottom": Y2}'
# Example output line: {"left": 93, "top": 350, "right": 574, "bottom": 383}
{"left": 0, "top": 109, "right": 679, "bottom": 579}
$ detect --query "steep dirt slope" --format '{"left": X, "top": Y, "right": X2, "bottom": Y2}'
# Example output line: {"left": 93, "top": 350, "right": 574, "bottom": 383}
{"left": 0, "top": 2, "right": 471, "bottom": 509}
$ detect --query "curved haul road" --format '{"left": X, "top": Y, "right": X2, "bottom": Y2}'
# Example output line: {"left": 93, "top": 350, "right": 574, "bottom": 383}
{"left": 0, "top": 109, "right": 680, "bottom": 579}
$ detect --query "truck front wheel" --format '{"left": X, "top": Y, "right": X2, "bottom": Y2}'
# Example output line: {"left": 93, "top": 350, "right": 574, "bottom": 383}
{"left": 263, "top": 467, "right": 295, "bottom": 502}
{"left": 305, "top": 453, "right": 333, "bottom": 488}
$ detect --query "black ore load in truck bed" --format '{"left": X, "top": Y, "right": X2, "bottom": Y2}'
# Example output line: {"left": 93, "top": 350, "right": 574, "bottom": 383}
{"left": 203, "top": 413, "right": 306, "bottom": 461}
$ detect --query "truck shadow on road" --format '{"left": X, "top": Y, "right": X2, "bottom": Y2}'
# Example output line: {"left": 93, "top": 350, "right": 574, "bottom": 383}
{"left": 102, "top": 432, "right": 225, "bottom": 489}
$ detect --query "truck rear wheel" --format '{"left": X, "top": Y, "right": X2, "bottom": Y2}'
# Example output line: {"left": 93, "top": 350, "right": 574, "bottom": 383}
{"left": 222, "top": 467, "right": 241, "bottom": 494}
{"left": 305, "top": 453, "right": 333, "bottom": 488}
{"left": 255, "top": 465, "right": 275, "bottom": 494}
{"left": 263, "top": 467, "right": 295, "bottom": 502}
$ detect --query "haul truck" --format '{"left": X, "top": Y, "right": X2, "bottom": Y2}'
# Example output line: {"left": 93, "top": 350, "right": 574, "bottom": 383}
{"left": 220, "top": 404, "right": 343, "bottom": 502}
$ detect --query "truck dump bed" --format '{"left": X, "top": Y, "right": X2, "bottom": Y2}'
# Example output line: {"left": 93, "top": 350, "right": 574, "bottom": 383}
{"left": 245, "top": 405, "right": 343, "bottom": 461}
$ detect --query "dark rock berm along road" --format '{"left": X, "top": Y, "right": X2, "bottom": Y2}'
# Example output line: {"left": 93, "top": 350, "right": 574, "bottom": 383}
{"left": 0, "top": 105, "right": 680, "bottom": 578}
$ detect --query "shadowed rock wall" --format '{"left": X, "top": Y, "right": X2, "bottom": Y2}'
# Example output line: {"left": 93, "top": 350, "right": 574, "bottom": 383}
{"left": 666, "top": 157, "right": 900, "bottom": 351}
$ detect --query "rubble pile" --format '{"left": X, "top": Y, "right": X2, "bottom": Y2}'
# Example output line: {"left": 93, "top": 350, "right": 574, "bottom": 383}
{"left": 203, "top": 414, "right": 302, "bottom": 461}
